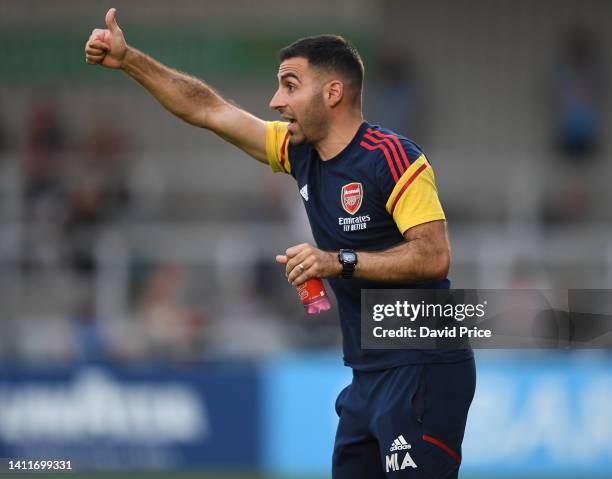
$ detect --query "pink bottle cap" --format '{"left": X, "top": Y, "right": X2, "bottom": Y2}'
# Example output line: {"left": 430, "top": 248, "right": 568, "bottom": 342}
{"left": 305, "top": 296, "right": 332, "bottom": 315}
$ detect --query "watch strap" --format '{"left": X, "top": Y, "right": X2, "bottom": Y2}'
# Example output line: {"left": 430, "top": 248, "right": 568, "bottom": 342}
{"left": 338, "top": 249, "right": 357, "bottom": 279}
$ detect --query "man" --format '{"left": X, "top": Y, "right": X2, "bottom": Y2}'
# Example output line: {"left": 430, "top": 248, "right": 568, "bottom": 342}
{"left": 85, "top": 8, "right": 475, "bottom": 478}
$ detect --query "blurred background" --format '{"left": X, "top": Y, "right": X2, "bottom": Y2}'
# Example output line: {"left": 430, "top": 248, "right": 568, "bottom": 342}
{"left": 0, "top": 0, "right": 611, "bottom": 477}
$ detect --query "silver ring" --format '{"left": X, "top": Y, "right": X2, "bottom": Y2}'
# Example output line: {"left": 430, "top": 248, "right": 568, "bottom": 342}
{"left": 298, "top": 263, "right": 305, "bottom": 272}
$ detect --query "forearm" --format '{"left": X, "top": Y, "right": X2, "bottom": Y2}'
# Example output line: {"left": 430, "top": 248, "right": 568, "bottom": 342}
{"left": 353, "top": 239, "right": 450, "bottom": 283}
{"left": 281, "top": 223, "right": 450, "bottom": 287}
{"left": 121, "top": 46, "right": 225, "bottom": 127}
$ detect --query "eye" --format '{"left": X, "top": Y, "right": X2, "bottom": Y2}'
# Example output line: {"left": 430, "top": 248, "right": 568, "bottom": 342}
{"left": 286, "top": 83, "right": 296, "bottom": 92}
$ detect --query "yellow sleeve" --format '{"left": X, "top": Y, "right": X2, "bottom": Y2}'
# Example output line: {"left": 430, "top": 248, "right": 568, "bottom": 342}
{"left": 265, "top": 121, "right": 292, "bottom": 174}
{"left": 385, "top": 154, "right": 446, "bottom": 234}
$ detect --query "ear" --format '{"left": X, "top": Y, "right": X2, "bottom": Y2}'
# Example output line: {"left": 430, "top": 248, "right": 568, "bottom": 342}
{"left": 325, "top": 80, "right": 344, "bottom": 108}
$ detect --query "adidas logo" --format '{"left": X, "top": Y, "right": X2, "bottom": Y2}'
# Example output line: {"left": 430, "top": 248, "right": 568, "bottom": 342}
{"left": 300, "top": 184, "right": 309, "bottom": 201}
{"left": 390, "top": 435, "right": 411, "bottom": 452}
{"left": 386, "top": 435, "right": 418, "bottom": 472}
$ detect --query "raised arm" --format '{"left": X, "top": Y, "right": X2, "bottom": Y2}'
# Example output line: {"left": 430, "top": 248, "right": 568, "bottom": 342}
{"left": 84, "top": 8, "right": 268, "bottom": 163}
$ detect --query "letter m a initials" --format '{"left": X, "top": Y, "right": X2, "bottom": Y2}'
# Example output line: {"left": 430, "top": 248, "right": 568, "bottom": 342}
{"left": 386, "top": 453, "right": 399, "bottom": 472}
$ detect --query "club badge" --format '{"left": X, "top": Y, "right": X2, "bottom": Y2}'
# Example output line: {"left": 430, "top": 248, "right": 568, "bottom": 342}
{"left": 341, "top": 182, "right": 363, "bottom": 215}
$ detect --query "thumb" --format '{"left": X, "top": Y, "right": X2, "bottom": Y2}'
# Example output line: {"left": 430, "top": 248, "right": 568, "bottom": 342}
{"left": 275, "top": 255, "right": 288, "bottom": 265}
{"left": 105, "top": 7, "right": 121, "bottom": 33}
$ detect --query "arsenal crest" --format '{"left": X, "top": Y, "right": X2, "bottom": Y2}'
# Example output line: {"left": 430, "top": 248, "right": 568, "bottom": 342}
{"left": 341, "top": 182, "right": 363, "bottom": 215}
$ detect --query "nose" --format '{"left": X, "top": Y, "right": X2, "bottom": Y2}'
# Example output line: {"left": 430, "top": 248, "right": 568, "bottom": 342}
{"left": 269, "top": 88, "right": 284, "bottom": 111}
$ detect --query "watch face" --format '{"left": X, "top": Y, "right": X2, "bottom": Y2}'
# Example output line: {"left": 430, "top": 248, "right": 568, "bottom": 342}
{"left": 342, "top": 252, "right": 356, "bottom": 263}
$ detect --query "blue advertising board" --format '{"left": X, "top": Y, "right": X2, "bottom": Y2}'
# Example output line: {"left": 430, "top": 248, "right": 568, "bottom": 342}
{"left": 0, "top": 362, "right": 260, "bottom": 470}
{"left": 260, "top": 351, "right": 612, "bottom": 477}
{"left": 2, "top": 352, "right": 611, "bottom": 476}
{"left": 261, "top": 352, "right": 351, "bottom": 476}
{"left": 461, "top": 351, "right": 612, "bottom": 477}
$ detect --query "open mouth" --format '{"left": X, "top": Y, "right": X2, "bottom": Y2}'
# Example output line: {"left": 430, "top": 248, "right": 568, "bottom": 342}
{"left": 285, "top": 118, "right": 298, "bottom": 134}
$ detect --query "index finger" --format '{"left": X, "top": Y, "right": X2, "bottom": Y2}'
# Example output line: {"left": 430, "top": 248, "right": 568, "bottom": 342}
{"left": 90, "top": 28, "right": 106, "bottom": 41}
{"left": 285, "top": 243, "right": 309, "bottom": 258}
{"left": 87, "top": 40, "right": 110, "bottom": 52}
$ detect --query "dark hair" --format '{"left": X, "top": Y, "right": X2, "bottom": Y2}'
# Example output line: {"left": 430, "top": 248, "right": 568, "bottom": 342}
{"left": 279, "top": 35, "right": 364, "bottom": 104}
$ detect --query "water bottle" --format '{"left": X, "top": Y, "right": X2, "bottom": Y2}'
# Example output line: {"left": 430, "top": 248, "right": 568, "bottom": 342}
{"left": 296, "top": 278, "right": 332, "bottom": 314}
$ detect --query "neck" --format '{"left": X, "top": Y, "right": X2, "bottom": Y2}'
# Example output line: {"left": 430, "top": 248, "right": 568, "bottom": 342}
{"left": 314, "top": 113, "right": 364, "bottom": 161}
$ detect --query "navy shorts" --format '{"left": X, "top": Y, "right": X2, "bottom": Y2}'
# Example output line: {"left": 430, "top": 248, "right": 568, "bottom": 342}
{"left": 332, "top": 358, "right": 476, "bottom": 479}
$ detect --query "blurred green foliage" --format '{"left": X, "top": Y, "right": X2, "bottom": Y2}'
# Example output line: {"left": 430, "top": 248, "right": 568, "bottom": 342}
{"left": 0, "top": 29, "right": 369, "bottom": 84}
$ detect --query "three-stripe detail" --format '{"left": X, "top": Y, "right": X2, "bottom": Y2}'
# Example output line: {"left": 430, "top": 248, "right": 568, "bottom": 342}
{"left": 359, "top": 128, "right": 412, "bottom": 183}
{"left": 388, "top": 162, "right": 428, "bottom": 216}
{"left": 390, "top": 434, "right": 410, "bottom": 451}
{"left": 397, "top": 435, "right": 408, "bottom": 446}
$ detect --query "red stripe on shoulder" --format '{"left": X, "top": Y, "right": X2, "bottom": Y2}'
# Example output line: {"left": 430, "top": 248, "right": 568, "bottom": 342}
{"left": 368, "top": 128, "right": 411, "bottom": 170}
{"left": 422, "top": 434, "right": 461, "bottom": 464}
{"left": 360, "top": 140, "right": 399, "bottom": 183}
{"left": 363, "top": 132, "right": 405, "bottom": 175}
{"left": 389, "top": 163, "right": 428, "bottom": 215}
{"left": 280, "top": 131, "right": 290, "bottom": 170}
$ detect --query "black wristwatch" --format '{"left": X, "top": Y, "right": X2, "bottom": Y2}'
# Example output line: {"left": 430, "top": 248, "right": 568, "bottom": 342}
{"left": 338, "top": 249, "right": 358, "bottom": 279}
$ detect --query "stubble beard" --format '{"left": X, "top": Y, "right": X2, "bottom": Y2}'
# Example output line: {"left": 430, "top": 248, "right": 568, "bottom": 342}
{"left": 290, "top": 89, "right": 329, "bottom": 146}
